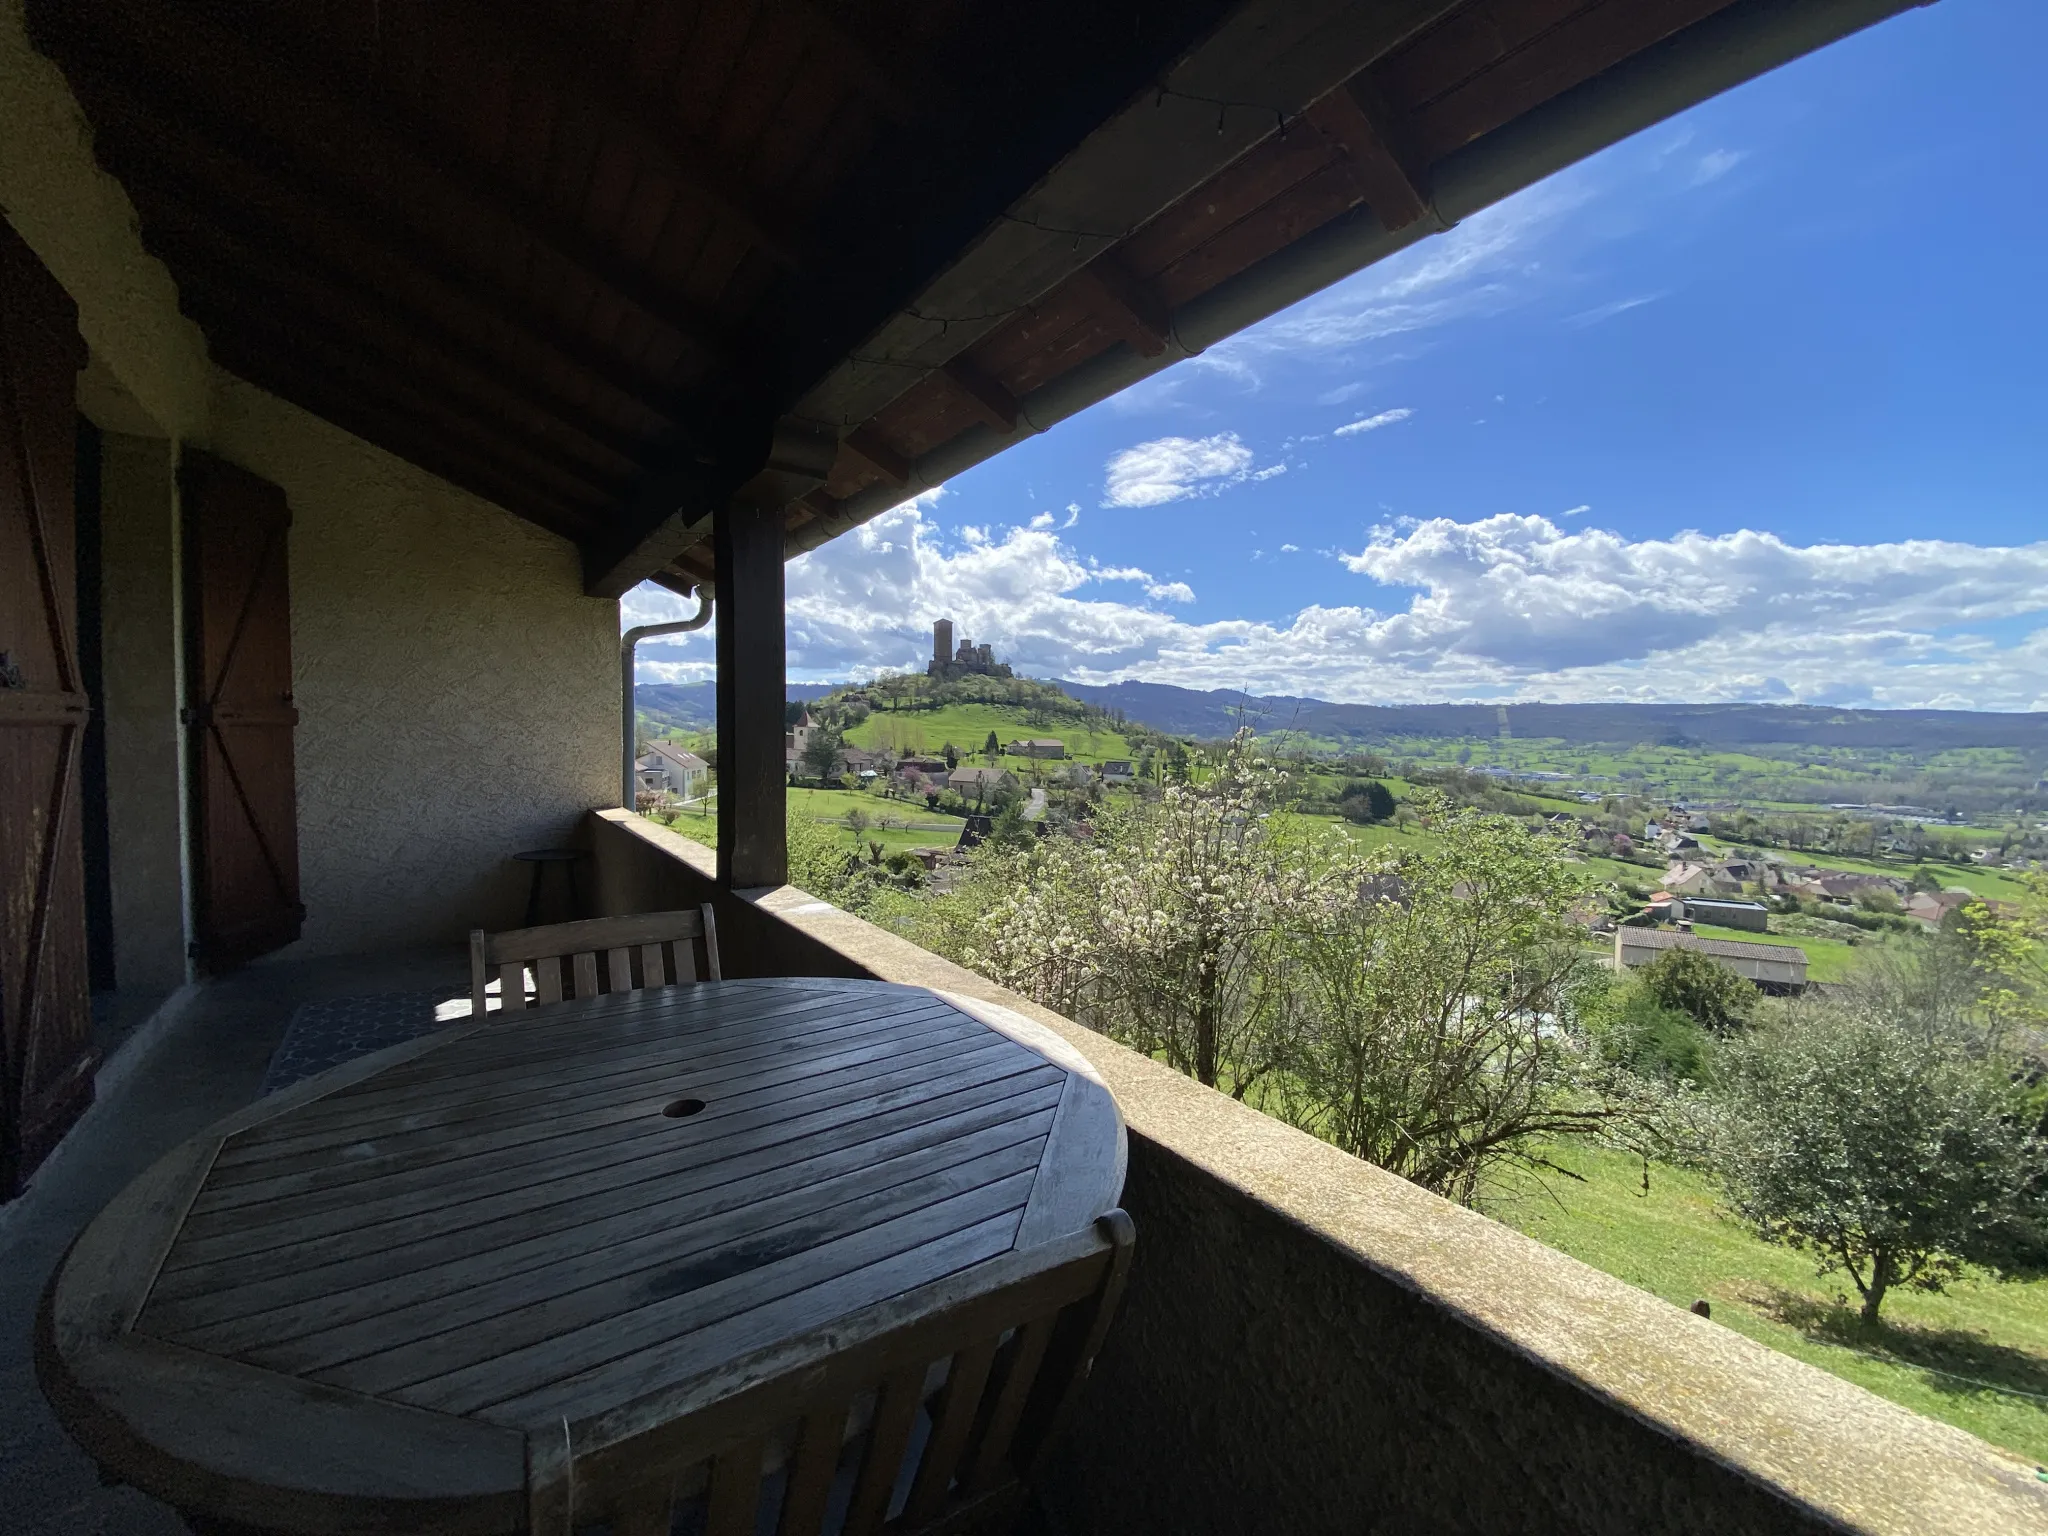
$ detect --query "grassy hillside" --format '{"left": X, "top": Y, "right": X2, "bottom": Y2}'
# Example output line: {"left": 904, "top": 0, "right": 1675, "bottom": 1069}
{"left": 843, "top": 704, "right": 1133, "bottom": 764}
{"left": 1489, "top": 1142, "right": 2048, "bottom": 1465}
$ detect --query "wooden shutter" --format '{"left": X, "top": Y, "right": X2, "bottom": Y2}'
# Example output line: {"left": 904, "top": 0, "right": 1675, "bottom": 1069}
{"left": 0, "top": 218, "right": 96, "bottom": 1200}
{"left": 181, "top": 449, "right": 302, "bottom": 969}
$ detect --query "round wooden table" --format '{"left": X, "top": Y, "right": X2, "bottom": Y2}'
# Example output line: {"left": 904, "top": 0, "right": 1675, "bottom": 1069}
{"left": 38, "top": 978, "right": 1125, "bottom": 1535}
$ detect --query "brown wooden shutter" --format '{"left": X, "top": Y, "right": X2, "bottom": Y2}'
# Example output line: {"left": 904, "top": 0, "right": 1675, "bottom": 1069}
{"left": 181, "top": 449, "right": 302, "bottom": 969}
{"left": 0, "top": 218, "right": 96, "bottom": 1200}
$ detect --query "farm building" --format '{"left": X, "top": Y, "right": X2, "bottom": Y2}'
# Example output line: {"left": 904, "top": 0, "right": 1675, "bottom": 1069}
{"left": 1615, "top": 929, "right": 1808, "bottom": 992}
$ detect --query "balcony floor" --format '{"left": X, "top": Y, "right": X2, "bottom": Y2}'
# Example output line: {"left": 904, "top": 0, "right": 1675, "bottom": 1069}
{"left": 0, "top": 947, "right": 470, "bottom": 1536}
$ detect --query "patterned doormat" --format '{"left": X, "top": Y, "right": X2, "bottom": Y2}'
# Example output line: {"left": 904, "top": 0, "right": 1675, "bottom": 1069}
{"left": 259, "top": 991, "right": 461, "bottom": 1095}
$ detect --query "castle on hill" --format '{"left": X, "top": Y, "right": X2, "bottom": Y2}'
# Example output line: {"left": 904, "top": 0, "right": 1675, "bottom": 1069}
{"left": 927, "top": 618, "right": 1012, "bottom": 680}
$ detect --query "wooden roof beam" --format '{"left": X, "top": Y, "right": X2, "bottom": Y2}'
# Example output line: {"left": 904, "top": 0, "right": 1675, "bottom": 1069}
{"left": 186, "top": 294, "right": 628, "bottom": 512}
{"left": 583, "top": 417, "right": 836, "bottom": 598}
{"left": 437, "top": 0, "right": 809, "bottom": 270}
{"left": 72, "top": 84, "right": 695, "bottom": 438}
{"left": 1306, "top": 77, "right": 1431, "bottom": 232}
{"left": 1069, "top": 258, "right": 1173, "bottom": 358}
{"left": 38, "top": 0, "right": 734, "bottom": 366}
{"left": 941, "top": 361, "right": 1020, "bottom": 434}
{"left": 209, "top": 339, "right": 601, "bottom": 542}
{"left": 772, "top": 0, "right": 917, "bottom": 123}
{"left": 840, "top": 428, "right": 912, "bottom": 487}
{"left": 134, "top": 194, "right": 654, "bottom": 478}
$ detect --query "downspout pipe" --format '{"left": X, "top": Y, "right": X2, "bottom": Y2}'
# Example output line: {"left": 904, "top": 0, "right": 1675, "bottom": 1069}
{"left": 621, "top": 586, "right": 713, "bottom": 809}
{"left": 787, "top": 0, "right": 1932, "bottom": 559}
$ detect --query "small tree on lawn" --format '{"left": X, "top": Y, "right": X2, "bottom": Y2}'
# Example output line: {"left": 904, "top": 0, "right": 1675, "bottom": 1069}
{"left": 984, "top": 729, "right": 1001, "bottom": 762}
{"left": 1711, "top": 1007, "right": 2048, "bottom": 1324}
{"left": 1639, "top": 946, "right": 1753, "bottom": 1035}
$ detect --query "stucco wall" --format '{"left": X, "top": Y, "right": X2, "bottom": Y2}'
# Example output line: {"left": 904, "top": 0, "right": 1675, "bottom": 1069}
{"left": 587, "top": 810, "right": 2048, "bottom": 1536}
{"left": 97, "top": 431, "right": 188, "bottom": 993}
{"left": 209, "top": 379, "right": 617, "bottom": 957}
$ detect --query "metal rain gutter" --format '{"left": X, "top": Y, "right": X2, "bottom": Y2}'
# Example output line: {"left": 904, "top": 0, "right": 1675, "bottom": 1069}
{"left": 621, "top": 585, "right": 713, "bottom": 808}
{"left": 788, "top": 0, "right": 1932, "bottom": 560}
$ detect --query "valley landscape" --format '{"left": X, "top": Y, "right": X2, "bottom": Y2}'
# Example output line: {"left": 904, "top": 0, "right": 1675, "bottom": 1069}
{"left": 635, "top": 668, "right": 2048, "bottom": 1461}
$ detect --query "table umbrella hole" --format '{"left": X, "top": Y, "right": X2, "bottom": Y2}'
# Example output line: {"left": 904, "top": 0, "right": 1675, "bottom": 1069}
{"left": 663, "top": 1097, "right": 707, "bottom": 1118}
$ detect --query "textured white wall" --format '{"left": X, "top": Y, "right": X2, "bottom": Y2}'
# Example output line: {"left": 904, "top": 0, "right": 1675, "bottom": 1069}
{"left": 210, "top": 378, "right": 619, "bottom": 957}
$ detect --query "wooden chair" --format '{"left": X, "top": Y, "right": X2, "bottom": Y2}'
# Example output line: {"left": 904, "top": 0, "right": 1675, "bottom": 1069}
{"left": 529, "top": 1210, "right": 1135, "bottom": 1536}
{"left": 468, "top": 907, "right": 721, "bottom": 1020}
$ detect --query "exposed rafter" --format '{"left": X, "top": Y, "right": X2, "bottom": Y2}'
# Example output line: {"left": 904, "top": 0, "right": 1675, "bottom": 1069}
{"left": 136, "top": 195, "right": 654, "bottom": 478}
{"left": 1306, "top": 78, "right": 1432, "bottom": 231}
{"left": 72, "top": 88, "right": 695, "bottom": 438}
{"left": 188, "top": 293, "right": 626, "bottom": 511}
{"left": 941, "top": 361, "right": 1021, "bottom": 433}
{"left": 437, "top": 0, "right": 810, "bottom": 270}
{"left": 1069, "top": 258, "right": 1173, "bottom": 358}
{"left": 41, "top": 0, "right": 735, "bottom": 366}
{"left": 841, "top": 427, "right": 912, "bottom": 487}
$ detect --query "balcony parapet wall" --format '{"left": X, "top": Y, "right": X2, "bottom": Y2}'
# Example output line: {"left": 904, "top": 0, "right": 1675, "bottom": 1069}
{"left": 589, "top": 809, "right": 2045, "bottom": 1536}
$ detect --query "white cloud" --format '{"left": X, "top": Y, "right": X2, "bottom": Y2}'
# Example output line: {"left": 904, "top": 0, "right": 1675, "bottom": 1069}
{"left": 1317, "top": 382, "right": 1365, "bottom": 405}
{"left": 630, "top": 504, "right": 2048, "bottom": 709}
{"left": 1565, "top": 293, "right": 1664, "bottom": 328}
{"left": 1335, "top": 408, "right": 1413, "bottom": 437}
{"left": 1029, "top": 510, "right": 1055, "bottom": 528}
{"left": 1101, "top": 432, "right": 1254, "bottom": 507}
{"left": 1280, "top": 543, "right": 1300, "bottom": 553}
{"left": 1561, "top": 505, "right": 1591, "bottom": 518}
{"left": 1692, "top": 148, "right": 1745, "bottom": 185}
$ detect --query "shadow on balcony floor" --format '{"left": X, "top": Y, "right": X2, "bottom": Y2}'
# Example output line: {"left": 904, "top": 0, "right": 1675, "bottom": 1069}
{"left": 0, "top": 946, "right": 469, "bottom": 1536}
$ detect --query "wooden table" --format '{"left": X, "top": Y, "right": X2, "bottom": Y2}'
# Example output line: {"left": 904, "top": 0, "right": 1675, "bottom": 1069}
{"left": 38, "top": 977, "right": 1125, "bottom": 1534}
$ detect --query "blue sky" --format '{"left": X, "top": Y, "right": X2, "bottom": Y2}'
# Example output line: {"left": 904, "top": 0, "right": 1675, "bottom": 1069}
{"left": 632, "top": 0, "right": 2048, "bottom": 710}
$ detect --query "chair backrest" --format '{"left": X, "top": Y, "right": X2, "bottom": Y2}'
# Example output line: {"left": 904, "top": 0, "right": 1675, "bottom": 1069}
{"left": 528, "top": 1210, "right": 1135, "bottom": 1536}
{"left": 469, "top": 906, "right": 721, "bottom": 1019}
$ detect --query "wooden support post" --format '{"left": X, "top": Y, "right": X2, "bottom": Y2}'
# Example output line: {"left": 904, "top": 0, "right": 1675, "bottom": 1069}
{"left": 715, "top": 499, "right": 786, "bottom": 890}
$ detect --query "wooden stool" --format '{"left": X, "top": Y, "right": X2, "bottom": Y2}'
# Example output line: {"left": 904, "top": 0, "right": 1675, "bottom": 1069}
{"left": 511, "top": 847, "right": 586, "bottom": 926}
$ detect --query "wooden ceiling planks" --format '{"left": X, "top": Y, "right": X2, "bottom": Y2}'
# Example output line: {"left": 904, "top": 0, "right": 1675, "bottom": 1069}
{"left": 28, "top": 0, "right": 1880, "bottom": 595}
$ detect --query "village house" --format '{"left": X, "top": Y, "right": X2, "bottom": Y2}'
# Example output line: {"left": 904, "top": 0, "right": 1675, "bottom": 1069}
{"left": 2, "top": 2, "right": 2017, "bottom": 1532}
{"left": 1671, "top": 897, "right": 1771, "bottom": 933}
{"left": 634, "top": 739, "right": 708, "bottom": 801}
{"left": 1008, "top": 737, "right": 1067, "bottom": 759}
{"left": 1099, "top": 759, "right": 1137, "bottom": 784}
{"left": 948, "top": 765, "right": 1020, "bottom": 800}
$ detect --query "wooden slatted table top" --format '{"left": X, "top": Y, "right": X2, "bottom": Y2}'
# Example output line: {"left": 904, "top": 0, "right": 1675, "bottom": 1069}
{"left": 40, "top": 978, "right": 1125, "bottom": 1534}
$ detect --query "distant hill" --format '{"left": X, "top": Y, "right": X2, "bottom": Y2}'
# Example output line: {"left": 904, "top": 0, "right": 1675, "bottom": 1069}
{"left": 1057, "top": 681, "right": 2048, "bottom": 753}
{"left": 635, "top": 680, "right": 842, "bottom": 732}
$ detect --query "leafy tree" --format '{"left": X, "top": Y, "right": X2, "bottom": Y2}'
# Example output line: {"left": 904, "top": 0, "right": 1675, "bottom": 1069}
{"left": 1638, "top": 947, "right": 1753, "bottom": 1035}
{"left": 984, "top": 729, "right": 1001, "bottom": 761}
{"left": 799, "top": 727, "right": 841, "bottom": 785}
{"left": 943, "top": 743, "right": 959, "bottom": 769}
{"left": 1336, "top": 779, "right": 1396, "bottom": 824}
{"left": 842, "top": 807, "right": 869, "bottom": 835}
{"left": 1711, "top": 1007, "right": 2048, "bottom": 1323}
{"left": 1269, "top": 799, "right": 1629, "bottom": 1203}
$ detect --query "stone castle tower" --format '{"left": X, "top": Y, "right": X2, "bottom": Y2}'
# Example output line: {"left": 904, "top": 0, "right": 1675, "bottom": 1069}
{"left": 927, "top": 618, "right": 1011, "bottom": 680}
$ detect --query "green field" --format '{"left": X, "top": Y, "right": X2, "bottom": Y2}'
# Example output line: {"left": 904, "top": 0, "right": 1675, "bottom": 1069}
{"left": 643, "top": 788, "right": 966, "bottom": 856}
{"left": 1488, "top": 1142, "right": 2048, "bottom": 1465}
{"left": 843, "top": 704, "right": 1133, "bottom": 765}
{"left": 1685, "top": 921, "right": 1871, "bottom": 983}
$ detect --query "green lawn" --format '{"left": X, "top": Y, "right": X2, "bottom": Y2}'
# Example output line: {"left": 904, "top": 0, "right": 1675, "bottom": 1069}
{"left": 1488, "top": 1142, "right": 2048, "bottom": 1465}
{"left": 642, "top": 790, "right": 966, "bottom": 855}
{"left": 1686, "top": 921, "right": 1873, "bottom": 983}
